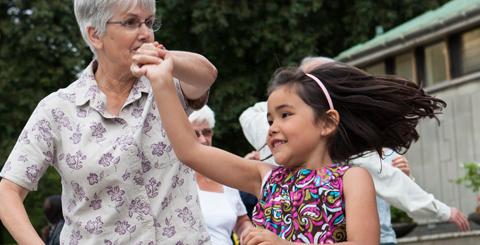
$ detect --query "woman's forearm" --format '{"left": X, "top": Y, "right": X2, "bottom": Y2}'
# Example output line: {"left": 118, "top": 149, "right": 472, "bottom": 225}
{"left": 0, "top": 179, "right": 44, "bottom": 245}
{"left": 168, "top": 50, "right": 217, "bottom": 99}
{"left": 234, "top": 215, "right": 254, "bottom": 242}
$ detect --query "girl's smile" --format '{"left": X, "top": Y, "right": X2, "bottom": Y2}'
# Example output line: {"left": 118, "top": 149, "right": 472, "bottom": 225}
{"left": 266, "top": 86, "right": 330, "bottom": 169}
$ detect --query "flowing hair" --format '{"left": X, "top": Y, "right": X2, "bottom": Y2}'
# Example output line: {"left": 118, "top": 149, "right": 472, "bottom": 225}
{"left": 268, "top": 62, "right": 446, "bottom": 163}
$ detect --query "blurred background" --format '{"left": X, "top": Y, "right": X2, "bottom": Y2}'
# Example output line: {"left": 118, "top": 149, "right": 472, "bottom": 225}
{"left": 1, "top": 0, "right": 479, "bottom": 244}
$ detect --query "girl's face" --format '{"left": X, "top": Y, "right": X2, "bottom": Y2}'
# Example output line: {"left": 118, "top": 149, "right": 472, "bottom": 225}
{"left": 267, "top": 86, "right": 331, "bottom": 169}
{"left": 97, "top": 6, "right": 155, "bottom": 70}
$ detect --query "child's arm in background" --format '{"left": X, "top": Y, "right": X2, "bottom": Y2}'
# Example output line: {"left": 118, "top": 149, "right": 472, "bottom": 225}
{"left": 132, "top": 54, "right": 270, "bottom": 197}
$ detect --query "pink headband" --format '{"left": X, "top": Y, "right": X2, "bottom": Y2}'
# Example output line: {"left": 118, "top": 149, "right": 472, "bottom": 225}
{"left": 305, "top": 73, "right": 334, "bottom": 110}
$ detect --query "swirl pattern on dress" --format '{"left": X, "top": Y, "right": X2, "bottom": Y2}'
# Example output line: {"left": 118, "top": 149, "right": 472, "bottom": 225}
{"left": 252, "top": 163, "right": 350, "bottom": 243}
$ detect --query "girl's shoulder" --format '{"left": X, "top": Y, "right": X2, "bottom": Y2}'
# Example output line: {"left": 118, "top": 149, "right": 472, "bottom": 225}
{"left": 342, "top": 166, "right": 373, "bottom": 186}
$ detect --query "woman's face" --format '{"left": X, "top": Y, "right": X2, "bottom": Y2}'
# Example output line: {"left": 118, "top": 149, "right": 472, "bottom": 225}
{"left": 98, "top": 6, "right": 155, "bottom": 69}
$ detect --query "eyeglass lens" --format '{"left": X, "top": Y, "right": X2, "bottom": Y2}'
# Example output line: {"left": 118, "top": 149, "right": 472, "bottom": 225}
{"left": 195, "top": 129, "right": 212, "bottom": 137}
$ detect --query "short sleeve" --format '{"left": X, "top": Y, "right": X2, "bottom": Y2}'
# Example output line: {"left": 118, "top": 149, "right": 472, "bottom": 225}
{"left": 174, "top": 78, "right": 209, "bottom": 115}
{"left": 225, "top": 186, "right": 247, "bottom": 216}
{"left": 0, "top": 98, "right": 57, "bottom": 191}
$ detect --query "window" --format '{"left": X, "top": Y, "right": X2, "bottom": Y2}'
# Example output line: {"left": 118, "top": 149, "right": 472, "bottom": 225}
{"left": 461, "top": 28, "right": 480, "bottom": 75}
{"left": 395, "top": 52, "right": 416, "bottom": 82}
{"left": 424, "top": 41, "right": 450, "bottom": 86}
{"left": 364, "top": 62, "right": 385, "bottom": 75}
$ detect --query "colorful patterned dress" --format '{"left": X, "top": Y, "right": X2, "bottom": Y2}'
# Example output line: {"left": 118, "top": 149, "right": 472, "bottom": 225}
{"left": 252, "top": 163, "right": 350, "bottom": 244}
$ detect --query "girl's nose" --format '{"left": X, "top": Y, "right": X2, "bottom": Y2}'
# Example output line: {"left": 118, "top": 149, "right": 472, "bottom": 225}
{"left": 268, "top": 122, "right": 278, "bottom": 137}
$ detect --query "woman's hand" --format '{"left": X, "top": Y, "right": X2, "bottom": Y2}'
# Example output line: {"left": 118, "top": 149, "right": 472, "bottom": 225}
{"left": 448, "top": 207, "right": 470, "bottom": 231}
{"left": 392, "top": 155, "right": 410, "bottom": 176}
{"left": 242, "top": 227, "right": 291, "bottom": 245}
{"left": 244, "top": 151, "right": 260, "bottom": 160}
{"left": 131, "top": 42, "right": 175, "bottom": 87}
{"left": 131, "top": 42, "right": 168, "bottom": 80}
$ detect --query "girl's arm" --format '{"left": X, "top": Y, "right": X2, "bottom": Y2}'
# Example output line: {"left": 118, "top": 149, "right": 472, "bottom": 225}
{"left": 0, "top": 179, "right": 45, "bottom": 245}
{"left": 137, "top": 56, "right": 270, "bottom": 196}
{"left": 341, "top": 167, "right": 379, "bottom": 244}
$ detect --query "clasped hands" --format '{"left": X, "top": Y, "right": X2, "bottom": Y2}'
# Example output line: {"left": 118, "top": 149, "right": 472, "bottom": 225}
{"left": 130, "top": 42, "right": 174, "bottom": 86}
{"left": 240, "top": 227, "right": 293, "bottom": 245}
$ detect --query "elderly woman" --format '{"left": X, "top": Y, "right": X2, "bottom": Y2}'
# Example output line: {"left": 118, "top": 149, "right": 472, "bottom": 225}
{"left": 188, "top": 106, "right": 254, "bottom": 245}
{"left": 0, "top": 0, "right": 216, "bottom": 244}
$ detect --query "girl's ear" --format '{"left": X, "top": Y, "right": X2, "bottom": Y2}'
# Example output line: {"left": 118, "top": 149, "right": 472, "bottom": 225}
{"left": 87, "top": 26, "right": 103, "bottom": 50}
{"left": 320, "top": 109, "right": 340, "bottom": 136}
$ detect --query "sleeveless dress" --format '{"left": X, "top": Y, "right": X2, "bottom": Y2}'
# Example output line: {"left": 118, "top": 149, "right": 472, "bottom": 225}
{"left": 252, "top": 163, "right": 350, "bottom": 244}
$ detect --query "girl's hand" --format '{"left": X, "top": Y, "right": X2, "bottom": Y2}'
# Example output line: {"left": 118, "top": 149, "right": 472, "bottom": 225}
{"left": 130, "top": 42, "right": 168, "bottom": 79}
{"left": 131, "top": 43, "right": 174, "bottom": 85}
{"left": 242, "top": 227, "right": 291, "bottom": 245}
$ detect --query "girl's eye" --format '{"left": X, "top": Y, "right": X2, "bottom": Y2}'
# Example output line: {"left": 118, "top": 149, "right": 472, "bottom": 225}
{"left": 281, "top": 112, "right": 291, "bottom": 118}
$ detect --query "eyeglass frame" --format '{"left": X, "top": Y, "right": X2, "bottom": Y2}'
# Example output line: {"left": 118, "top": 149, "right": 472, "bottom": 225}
{"left": 194, "top": 128, "right": 213, "bottom": 138}
{"left": 107, "top": 16, "right": 162, "bottom": 32}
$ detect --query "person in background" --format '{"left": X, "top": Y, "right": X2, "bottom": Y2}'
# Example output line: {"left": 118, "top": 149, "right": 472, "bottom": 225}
{"left": 188, "top": 105, "right": 254, "bottom": 245}
{"left": 42, "top": 195, "right": 64, "bottom": 245}
{"left": 136, "top": 43, "right": 449, "bottom": 243}
{"left": 239, "top": 56, "right": 470, "bottom": 245}
{"left": 0, "top": 0, "right": 216, "bottom": 244}
{"left": 351, "top": 150, "right": 470, "bottom": 245}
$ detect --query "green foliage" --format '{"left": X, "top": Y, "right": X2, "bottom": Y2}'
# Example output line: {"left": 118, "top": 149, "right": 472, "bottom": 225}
{"left": 456, "top": 162, "right": 480, "bottom": 193}
{"left": 0, "top": 0, "right": 449, "bottom": 240}
{"left": 391, "top": 206, "right": 414, "bottom": 223}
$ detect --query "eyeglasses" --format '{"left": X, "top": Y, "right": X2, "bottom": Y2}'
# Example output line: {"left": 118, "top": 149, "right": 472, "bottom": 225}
{"left": 257, "top": 142, "right": 272, "bottom": 161}
{"left": 194, "top": 128, "right": 213, "bottom": 138}
{"left": 107, "top": 17, "right": 161, "bottom": 32}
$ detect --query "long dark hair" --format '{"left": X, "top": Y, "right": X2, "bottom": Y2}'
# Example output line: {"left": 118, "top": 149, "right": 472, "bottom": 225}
{"left": 267, "top": 62, "right": 446, "bottom": 163}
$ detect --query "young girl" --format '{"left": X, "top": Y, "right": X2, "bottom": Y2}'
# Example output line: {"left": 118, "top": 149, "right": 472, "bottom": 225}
{"left": 131, "top": 47, "right": 445, "bottom": 244}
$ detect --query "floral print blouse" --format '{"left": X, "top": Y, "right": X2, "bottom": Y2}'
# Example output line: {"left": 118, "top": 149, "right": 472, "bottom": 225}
{"left": 0, "top": 61, "right": 211, "bottom": 245}
{"left": 252, "top": 164, "right": 350, "bottom": 244}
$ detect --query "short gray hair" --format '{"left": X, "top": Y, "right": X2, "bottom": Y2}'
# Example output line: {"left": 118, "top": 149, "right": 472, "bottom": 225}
{"left": 300, "top": 56, "right": 335, "bottom": 67}
{"left": 74, "top": 0, "right": 156, "bottom": 54}
{"left": 189, "top": 105, "right": 215, "bottom": 129}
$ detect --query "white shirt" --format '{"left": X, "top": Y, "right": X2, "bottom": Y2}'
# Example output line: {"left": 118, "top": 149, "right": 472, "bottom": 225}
{"left": 356, "top": 149, "right": 398, "bottom": 243}
{"left": 239, "top": 102, "right": 274, "bottom": 164}
{"left": 1, "top": 61, "right": 211, "bottom": 244}
{"left": 197, "top": 186, "right": 247, "bottom": 245}
{"left": 238, "top": 101, "right": 451, "bottom": 223}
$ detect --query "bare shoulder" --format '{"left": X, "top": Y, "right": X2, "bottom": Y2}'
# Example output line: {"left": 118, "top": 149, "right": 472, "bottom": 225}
{"left": 343, "top": 166, "right": 373, "bottom": 187}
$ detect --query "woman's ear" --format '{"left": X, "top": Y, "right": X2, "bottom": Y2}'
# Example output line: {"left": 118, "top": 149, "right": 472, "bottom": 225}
{"left": 320, "top": 109, "right": 340, "bottom": 136}
{"left": 87, "top": 26, "right": 103, "bottom": 50}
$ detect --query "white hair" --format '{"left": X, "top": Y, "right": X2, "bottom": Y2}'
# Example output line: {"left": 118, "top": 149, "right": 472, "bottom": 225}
{"left": 189, "top": 105, "right": 215, "bottom": 129}
{"left": 73, "top": 0, "right": 156, "bottom": 55}
{"left": 300, "top": 56, "right": 335, "bottom": 67}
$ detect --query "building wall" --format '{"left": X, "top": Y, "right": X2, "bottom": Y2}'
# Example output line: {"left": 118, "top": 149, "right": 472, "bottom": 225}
{"left": 406, "top": 77, "right": 480, "bottom": 216}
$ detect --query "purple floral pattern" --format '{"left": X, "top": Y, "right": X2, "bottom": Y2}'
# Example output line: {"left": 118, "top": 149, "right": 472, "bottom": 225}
{"left": 85, "top": 216, "right": 104, "bottom": 234}
{"left": 151, "top": 141, "right": 172, "bottom": 157}
{"left": 115, "top": 220, "right": 136, "bottom": 235}
{"left": 0, "top": 60, "right": 210, "bottom": 244}
{"left": 90, "top": 193, "right": 102, "bottom": 210}
{"left": 66, "top": 151, "right": 86, "bottom": 170}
